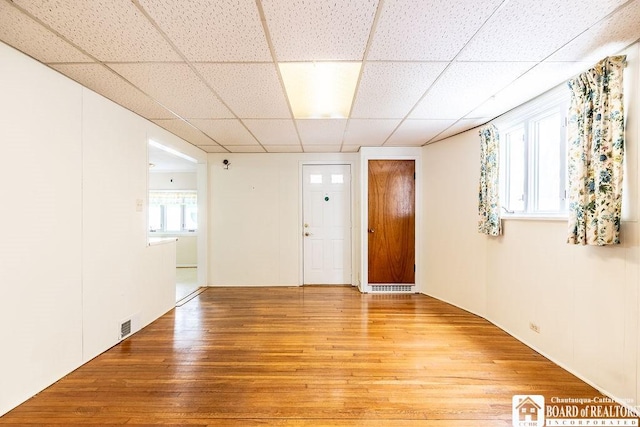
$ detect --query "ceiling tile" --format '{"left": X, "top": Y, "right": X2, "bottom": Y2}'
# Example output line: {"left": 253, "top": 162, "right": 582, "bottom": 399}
{"left": 243, "top": 120, "right": 300, "bottom": 146}
{"left": 428, "top": 118, "right": 491, "bottom": 143}
{"left": 467, "top": 62, "right": 590, "bottom": 118}
{"left": 368, "top": 0, "right": 504, "bottom": 61}
{"left": 152, "top": 119, "right": 220, "bottom": 147}
{"left": 343, "top": 119, "right": 400, "bottom": 146}
{"left": 458, "top": 0, "right": 629, "bottom": 61}
{"left": 226, "top": 145, "right": 267, "bottom": 153}
{"left": 0, "top": 2, "right": 92, "bottom": 63}
{"left": 262, "top": 0, "right": 378, "bottom": 61}
{"left": 138, "top": 0, "right": 271, "bottom": 62}
{"left": 351, "top": 62, "right": 447, "bottom": 119}
{"left": 13, "top": 0, "right": 181, "bottom": 62}
{"left": 548, "top": 0, "right": 640, "bottom": 63}
{"left": 303, "top": 145, "right": 343, "bottom": 153}
{"left": 385, "top": 119, "right": 455, "bottom": 146}
{"left": 110, "top": 63, "right": 233, "bottom": 119}
{"left": 189, "top": 119, "right": 259, "bottom": 146}
{"left": 52, "top": 63, "right": 176, "bottom": 119}
{"left": 297, "top": 119, "right": 347, "bottom": 145}
{"left": 341, "top": 145, "right": 360, "bottom": 153}
{"left": 195, "top": 63, "right": 290, "bottom": 119}
{"left": 197, "top": 145, "right": 229, "bottom": 154}
{"left": 410, "top": 62, "right": 535, "bottom": 120}
{"left": 265, "top": 145, "right": 303, "bottom": 153}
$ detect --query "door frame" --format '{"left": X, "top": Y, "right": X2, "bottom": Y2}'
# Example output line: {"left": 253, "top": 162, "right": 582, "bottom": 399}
{"left": 146, "top": 136, "right": 209, "bottom": 296}
{"left": 359, "top": 147, "right": 422, "bottom": 293}
{"left": 299, "top": 160, "right": 356, "bottom": 287}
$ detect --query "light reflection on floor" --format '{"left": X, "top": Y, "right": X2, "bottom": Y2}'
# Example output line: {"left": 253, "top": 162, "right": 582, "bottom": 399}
{"left": 176, "top": 267, "right": 198, "bottom": 302}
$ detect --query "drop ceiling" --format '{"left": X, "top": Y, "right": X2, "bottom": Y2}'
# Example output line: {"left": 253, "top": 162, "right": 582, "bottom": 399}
{"left": 148, "top": 143, "right": 197, "bottom": 173}
{"left": 1, "top": 0, "right": 639, "bottom": 153}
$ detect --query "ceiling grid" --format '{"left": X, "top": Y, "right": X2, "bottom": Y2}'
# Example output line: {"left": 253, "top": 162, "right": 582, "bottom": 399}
{"left": 1, "top": 0, "right": 639, "bottom": 153}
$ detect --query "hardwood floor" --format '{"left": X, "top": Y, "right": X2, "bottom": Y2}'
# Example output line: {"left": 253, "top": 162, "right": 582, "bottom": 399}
{"left": 0, "top": 286, "right": 629, "bottom": 426}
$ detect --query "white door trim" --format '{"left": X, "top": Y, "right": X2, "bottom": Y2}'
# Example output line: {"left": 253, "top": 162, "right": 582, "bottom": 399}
{"left": 359, "top": 147, "right": 422, "bottom": 294}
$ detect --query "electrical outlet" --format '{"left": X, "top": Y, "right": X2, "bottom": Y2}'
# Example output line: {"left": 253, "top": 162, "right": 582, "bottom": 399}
{"left": 529, "top": 322, "right": 540, "bottom": 334}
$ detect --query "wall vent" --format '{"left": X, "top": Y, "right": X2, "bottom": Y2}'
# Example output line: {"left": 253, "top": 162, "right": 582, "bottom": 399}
{"left": 370, "top": 285, "right": 413, "bottom": 293}
{"left": 119, "top": 319, "right": 132, "bottom": 340}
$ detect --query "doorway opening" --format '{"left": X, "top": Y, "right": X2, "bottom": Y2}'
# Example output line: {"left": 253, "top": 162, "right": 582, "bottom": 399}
{"left": 148, "top": 140, "right": 200, "bottom": 302}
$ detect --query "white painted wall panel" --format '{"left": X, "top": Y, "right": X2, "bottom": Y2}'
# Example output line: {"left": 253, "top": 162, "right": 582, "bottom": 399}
{"left": 81, "top": 90, "right": 154, "bottom": 360}
{"left": 175, "top": 236, "right": 197, "bottom": 267}
{"left": 149, "top": 172, "right": 197, "bottom": 190}
{"left": 422, "top": 133, "right": 487, "bottom": 316}
{"left": 0, "top": 42, "right": 197, "bottom": 416}
{"left": 82, "top": 90, "right": 187, "bottom": 361}
{"left": 486, "top": 221, "right": 578, "bottom": 369}
{"left": 628, "top": 43, "right": 640, "bottom": 409}
{"left": 208, "top": 153, "right": 357, "bottom": 286}
{"left": 0, "top": 43, "right": 83, "bottom": 416}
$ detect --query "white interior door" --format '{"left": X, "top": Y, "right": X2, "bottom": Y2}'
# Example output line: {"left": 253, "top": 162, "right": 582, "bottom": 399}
{"left": 303, "top": 164, "right": 351, "bottom": 285}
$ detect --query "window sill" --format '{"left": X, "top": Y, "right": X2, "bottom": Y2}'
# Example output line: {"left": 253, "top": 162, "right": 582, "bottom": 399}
{"left": 501, "top": 214, "right": 567, "bottom": 222}
{"left": 148, "top": 237, "right": 178, "bottom": 246}
{"left": 149, "top": 232, "right": 198, "bottom": 237}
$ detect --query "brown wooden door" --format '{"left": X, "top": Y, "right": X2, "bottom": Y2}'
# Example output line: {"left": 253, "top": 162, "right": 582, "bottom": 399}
{"left": 368, "top": 160, "right": 415, "bottom": 284}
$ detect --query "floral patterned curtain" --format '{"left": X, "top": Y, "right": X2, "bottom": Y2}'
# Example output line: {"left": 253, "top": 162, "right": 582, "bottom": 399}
{"left": 567, "top": 55, "right": 626, "bottom": 246}
{"left": 478, "top": 124, "right": 501, "bottom": 236}
{"left": 149, "top": 191, "right": 197, "bottom": 206}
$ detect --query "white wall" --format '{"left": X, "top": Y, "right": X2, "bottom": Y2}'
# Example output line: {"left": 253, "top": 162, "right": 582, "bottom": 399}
{"left": 149, "top": 172, "right": 197, "bottom": 190}
{"left": 197, "top": 162, "right": 208, "bottom": 285}
{"left": 0, "top": 42, "right": 83, "bottom": 416}
{"left": 175, "top": 236, "right": 198, "bottom": 266}
{"left": 422, "top": 136, "right": 488, "bottom": 315}
{"left": 633, "top": 43, "right": 640, "bottom": 417}
{"left": 0, "top": 42, "right": 202, "bottom": 415}
{"left": 81, "top": 90, "right": 179, "bottom": 360}
{"left": 423, "top": 43, "right": 640, "bottom": 409}
{"left": 208, "top": 153, "right": 358, "bottom": 286}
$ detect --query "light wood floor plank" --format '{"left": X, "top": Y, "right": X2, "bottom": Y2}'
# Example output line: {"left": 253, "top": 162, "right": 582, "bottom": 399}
{"left": 0, "top": 286, "right": 630, "bottom": 426}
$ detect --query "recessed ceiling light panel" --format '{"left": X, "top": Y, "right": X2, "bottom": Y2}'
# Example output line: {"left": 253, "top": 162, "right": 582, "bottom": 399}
{"left": 279, "top": 62, "right": 361, "bottom": 119}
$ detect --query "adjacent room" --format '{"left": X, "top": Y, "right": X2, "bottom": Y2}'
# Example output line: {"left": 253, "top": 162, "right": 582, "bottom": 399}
{"left": 148, "top": 141, "right": 201, "bottom": 302}
{"left": 1, "top": 0, "right": 639, "bottom": 425}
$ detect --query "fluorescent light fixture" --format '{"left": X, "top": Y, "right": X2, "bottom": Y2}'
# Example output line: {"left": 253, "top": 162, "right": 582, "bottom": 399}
{"left": 279, "top": 62, "right": 361, "bottom": 119}
{"left": 148, "top": 139, "right": 197, "bottom": 163}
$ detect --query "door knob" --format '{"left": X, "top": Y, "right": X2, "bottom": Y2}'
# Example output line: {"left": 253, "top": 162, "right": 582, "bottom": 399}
{"left": 368, "top": 228, "right": 375, "bottom": 233}
{"left": 304, "top": 232, "right": 312, "bottom": 237}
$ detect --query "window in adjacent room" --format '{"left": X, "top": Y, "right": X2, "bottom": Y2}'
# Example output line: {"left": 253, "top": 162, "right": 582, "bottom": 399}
{"left": 148, "top": 191, "right": 197, "bottom": 233}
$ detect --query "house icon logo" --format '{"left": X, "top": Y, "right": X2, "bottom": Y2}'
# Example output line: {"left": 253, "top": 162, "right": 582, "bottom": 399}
{"left": 512, "top": 395, "right": 545, "bottom": 427}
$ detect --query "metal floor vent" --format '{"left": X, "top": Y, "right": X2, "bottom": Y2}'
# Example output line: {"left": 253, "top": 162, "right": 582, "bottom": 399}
{"left": 370, "top": 285, "right": 414, "bottom": 293}
{"left": 120, "top": 319, "right": 132, "bottom": 340}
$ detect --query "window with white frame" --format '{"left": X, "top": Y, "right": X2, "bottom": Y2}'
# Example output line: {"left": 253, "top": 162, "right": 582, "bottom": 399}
{"left": 148, "top": 191, "right": 197, "bottom": 233}
{"left": 498, "top": 91, "right": 569, "bottom": 216}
